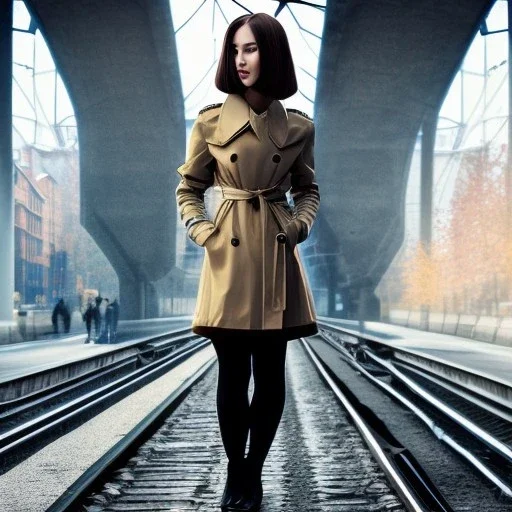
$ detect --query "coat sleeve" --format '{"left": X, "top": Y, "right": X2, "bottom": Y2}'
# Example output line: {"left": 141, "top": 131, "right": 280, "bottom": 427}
{"left": 175, "top": 115, "right": 217, "bottom": 247}
{"left": 289, "top": 123, "right": 320, "bottom": 242}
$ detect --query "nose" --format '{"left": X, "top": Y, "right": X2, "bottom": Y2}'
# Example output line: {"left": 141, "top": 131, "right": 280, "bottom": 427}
{"left": 236, "top": 53, "right": 245, "bottom": 68}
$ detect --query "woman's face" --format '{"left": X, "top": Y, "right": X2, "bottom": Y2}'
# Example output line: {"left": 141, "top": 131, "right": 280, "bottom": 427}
{"left": 233, "top": 23, "right": 260, "bottom": 88}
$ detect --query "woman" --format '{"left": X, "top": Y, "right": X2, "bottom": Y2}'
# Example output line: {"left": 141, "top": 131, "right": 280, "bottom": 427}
{"left": 176, "top": 13, "right": 320, "bottom": 511}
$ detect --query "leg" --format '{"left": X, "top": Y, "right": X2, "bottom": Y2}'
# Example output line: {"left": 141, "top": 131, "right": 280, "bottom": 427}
{"left": 211, "top": 336, "right": 252, "bottom": 509}
{"left": 238, "top": 338, "right": 288, "bottom": 511}
{"left": 212, "top": 336, "right": 252, "bottom": 462}
{"left": 246, "top": 338, "right": 288, "bottom": 473}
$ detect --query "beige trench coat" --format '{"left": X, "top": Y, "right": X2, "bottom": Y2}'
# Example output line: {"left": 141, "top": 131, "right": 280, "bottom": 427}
{"left": 176, "top": 94, "right": 321, "bottom": 341}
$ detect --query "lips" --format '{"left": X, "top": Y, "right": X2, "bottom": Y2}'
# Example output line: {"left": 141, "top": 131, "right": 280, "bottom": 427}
{"left": 238, "top": 70, "right": 249, "bottom": 78}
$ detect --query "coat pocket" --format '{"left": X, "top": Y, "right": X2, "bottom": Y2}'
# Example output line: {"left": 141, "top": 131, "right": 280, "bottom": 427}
{"left": 270, "top": 201, "right": 294, "bottom": 232}
{"left": 204, "top": 200, "right": 233, "bottom": 253}
{"left": 212, "top": 200, "right": 232, "bottom": 230}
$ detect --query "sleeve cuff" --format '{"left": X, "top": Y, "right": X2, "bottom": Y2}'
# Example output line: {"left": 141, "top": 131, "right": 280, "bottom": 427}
{"left": 296, "top": 219, "right": 309, "bottom": 243}
{"left": 190, "top": 221, "right": 216, "bottom": 246}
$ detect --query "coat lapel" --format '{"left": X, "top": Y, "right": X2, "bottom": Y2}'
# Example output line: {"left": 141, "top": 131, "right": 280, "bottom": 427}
{"left": 267, "top": 99, "right": 288, "bottom": 148}
{"left": 206, "top": 94, "right": 289, "bottom": 148}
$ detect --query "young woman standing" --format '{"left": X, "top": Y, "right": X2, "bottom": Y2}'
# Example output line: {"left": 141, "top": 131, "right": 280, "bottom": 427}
{"left": 176, "top": 13, "right": 320, "bottom": 511}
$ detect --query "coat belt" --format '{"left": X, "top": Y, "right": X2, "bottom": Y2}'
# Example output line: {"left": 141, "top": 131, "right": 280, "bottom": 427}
{"left": 220, "top": 185, "right": 288, "bottom": 316}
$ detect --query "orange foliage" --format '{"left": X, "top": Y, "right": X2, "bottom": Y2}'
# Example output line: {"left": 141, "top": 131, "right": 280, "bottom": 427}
{"left": 446, "top": 148, "right": 507, "bottom": 285}
{"left": 401, "top": 241, "right": 441, "bottom": 309}
{"left": 399, "top": 147, "right": 510, "bottom": 314}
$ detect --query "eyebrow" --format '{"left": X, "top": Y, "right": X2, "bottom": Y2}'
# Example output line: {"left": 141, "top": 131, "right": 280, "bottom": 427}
{"left": 232, "top": 42, "right": 257, "bottom": 48}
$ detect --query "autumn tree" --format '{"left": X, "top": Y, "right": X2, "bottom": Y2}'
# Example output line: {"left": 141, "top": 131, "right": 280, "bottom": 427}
{"left": 401, "top": 241, "right": 442, "bottom": 310}
{"left": 439, "top": 147, "right": 508, "bottom": 314}
{"left": 395, "top": 146, "right": 509, "bottom": 316}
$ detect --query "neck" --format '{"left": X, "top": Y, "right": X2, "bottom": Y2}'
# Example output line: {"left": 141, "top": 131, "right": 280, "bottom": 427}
{"left": 244, "top": 88, "right": 274, "bottom": 114}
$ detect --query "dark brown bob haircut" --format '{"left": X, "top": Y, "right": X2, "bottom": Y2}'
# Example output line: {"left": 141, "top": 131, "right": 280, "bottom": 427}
{"left": 215, "top": 13, "right": 298, "bottom": 100}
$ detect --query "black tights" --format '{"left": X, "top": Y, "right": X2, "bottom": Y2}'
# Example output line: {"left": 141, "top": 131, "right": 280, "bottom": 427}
{"left": 211, "top": 336, "right": 288, "bottom": 474}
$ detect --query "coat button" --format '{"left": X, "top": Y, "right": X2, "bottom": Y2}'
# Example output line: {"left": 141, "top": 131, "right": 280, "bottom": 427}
{"left": 272, "top": 153, "right": 281, "bottom": 163}
{"left": 276, "top": 233, "right": 287, "bottom": 244}
{"left": 230, "top": 153, "right": 238, "bottom": 163}
{"left": 231, "top": 237, "right": 240, "bottom": 247}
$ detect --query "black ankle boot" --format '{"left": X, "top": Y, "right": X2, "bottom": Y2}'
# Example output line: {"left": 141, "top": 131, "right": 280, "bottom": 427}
{"left": 237, "top": 461, "right": 263, "bottom": 512}
{"left": 220, "top": 461, "right": 245, "bottom": 511}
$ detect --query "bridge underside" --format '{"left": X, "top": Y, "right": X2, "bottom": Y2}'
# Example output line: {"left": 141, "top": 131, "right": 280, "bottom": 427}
{"left": 315, "top": 0, "right": 494, "bottom": 318}
{"left": 26, "top": 0, "right": 184, "bottom": 319}
{"left": 19, "top": 0, "right": 495, "bottom": 320}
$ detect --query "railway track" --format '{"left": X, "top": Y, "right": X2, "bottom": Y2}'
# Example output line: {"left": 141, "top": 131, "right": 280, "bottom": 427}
{"left": 3, "top": 323, "right": 511, "bottom": 511}
{"left": 46, "top": 336, "right": 454, "bottom": 512}
{"left": 302, "top": 339, "right": 452, "bottom": 512}
{"left": 0, "top": 328, "right": 208, "bottom": 473}
{"left": 317, "top": 321, "right": 512, "bottom": 506}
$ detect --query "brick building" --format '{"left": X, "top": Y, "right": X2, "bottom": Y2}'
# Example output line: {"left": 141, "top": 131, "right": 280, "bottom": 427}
{"left": 13, "top": 144, "right": 119, "bottom": 309}
{"left": 13, "top": 145, "right": 66, "bottom": 306}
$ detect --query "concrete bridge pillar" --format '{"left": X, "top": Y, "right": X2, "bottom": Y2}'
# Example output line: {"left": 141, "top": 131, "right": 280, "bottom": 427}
{"left": 0, "top": 1, "right": 13, "bottom": 322}
{"left": 117, "top": 272, "right": 159, "bottom": 320}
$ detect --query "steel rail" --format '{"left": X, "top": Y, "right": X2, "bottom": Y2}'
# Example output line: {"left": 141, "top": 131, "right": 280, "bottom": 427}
{"left": 0, "top": 337, "right": 208, "bottom": 460}
{"left": 365, "top": 349, "right": 512, "bottom": 462}
{"left": 318, "top": 328, "right": 512, "bottom": 499}
{"left": 0, "top": 325, "right": 195, "bottom": 411}
{"left": 392, "top": 361, "right": 512, "bottom": 423}
{"left": 301, "top": 338, "right": 443, "bottom": 512}
{"left": 0, "top": 331, "right": 196, "bottom": 434}
{"left": 0, "top": 357, "right": 137, "bottom": 420}
{"left": 46, "top": 355, "right": 217, "bottom": 512}
{"left": 319, "top": 318, "right": 512, "bottom": 394}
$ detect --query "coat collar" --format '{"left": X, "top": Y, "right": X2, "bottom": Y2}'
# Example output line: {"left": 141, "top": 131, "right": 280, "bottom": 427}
{"left": 207, "top": 94, "right": 289, "bottom": 148}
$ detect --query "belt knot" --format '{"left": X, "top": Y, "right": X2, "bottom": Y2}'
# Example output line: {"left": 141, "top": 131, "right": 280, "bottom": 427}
{"left": 248, "top": 196, "right": 260, "bottom": 210}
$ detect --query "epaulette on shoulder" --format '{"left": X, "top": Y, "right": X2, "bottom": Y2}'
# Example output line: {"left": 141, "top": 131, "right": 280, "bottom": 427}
{"left": 198, "top": 103, "right": 222, "bottom": 115}
{"left": 286, "top": 108, "right": 312, "bottom": 121}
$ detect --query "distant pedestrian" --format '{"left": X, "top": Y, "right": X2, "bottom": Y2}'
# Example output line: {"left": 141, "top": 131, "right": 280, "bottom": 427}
{"left": 93, "top": 296, "right": 103, "bottom": 340}
{"left": 83, "top": 302, "right": 94, "bottom": 343}
{"left": 61, "top": 301, "right": 71, "bottom": 333}
{"left": 104, "top": 299, "right": 113, "bottom": 343}
{"left": 51, "top": 299, "right": 62, "bottom": 334}
{"left": 51, "top": 298, "right": 71, "bottom": 335}
{"left": 111, "top": 299, "right": 120, "bottom": 342}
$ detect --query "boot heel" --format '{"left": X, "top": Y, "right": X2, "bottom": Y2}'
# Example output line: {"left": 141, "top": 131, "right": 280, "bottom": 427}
{"left": 220, "top": 461, "right": 245, "bottom": 510}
